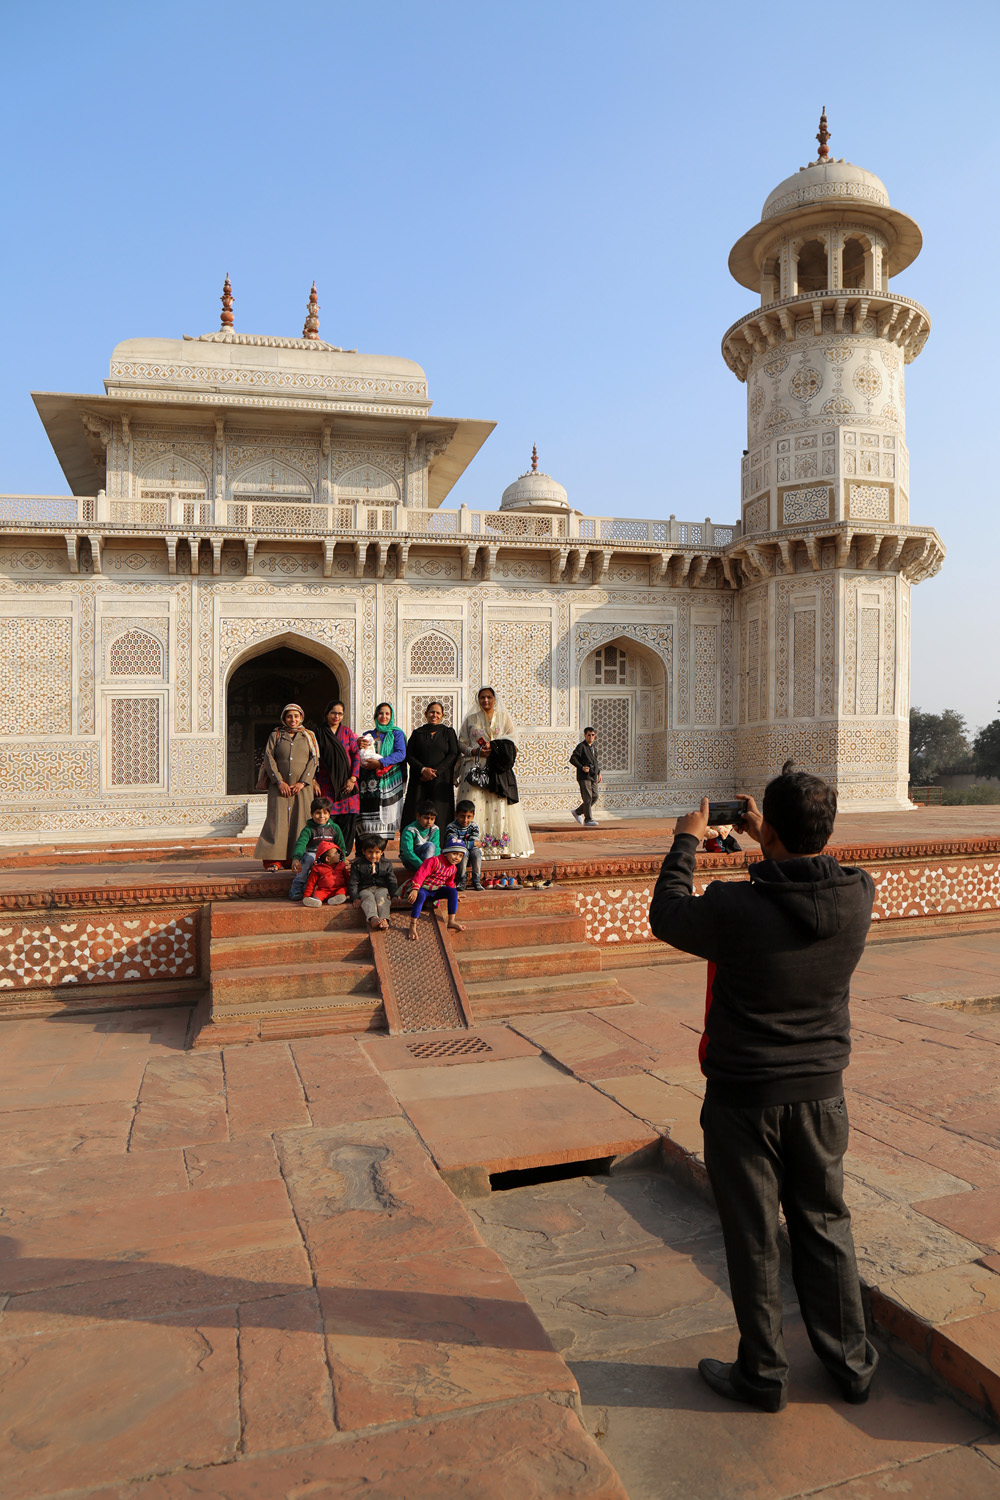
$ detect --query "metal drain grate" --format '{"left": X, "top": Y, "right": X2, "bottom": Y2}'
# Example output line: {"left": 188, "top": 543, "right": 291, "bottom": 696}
{"left": 407, "top": 1036, "right": 494, "bottom": 1060}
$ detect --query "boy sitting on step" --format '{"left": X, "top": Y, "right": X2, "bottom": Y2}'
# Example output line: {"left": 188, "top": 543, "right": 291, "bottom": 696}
{"left": 406, "top": 838, "right": 466, "bottom": 941}
{"left": 400, "top": 804, "right": 441, "bottom": 880}
{"left": 301, "top": 841, "right": 350, "bottom": 907}
{"left": 289, "top": 797, "right": 346, "bottom": 900}
{"left": 348, "top": 836, "right": 398, "bottom": 931}
{"left": 445, "top": 800, "right": 483, "bottom": 891}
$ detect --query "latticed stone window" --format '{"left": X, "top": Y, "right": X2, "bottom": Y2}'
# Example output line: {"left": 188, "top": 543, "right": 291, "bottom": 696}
{"left": 108, "top": 629, "right": 163, "bottom": 678}
{"left": 110, "top": 698, "right": 161, "bottom": 786}
{"left": 589, "top": 644, "right": 639, "bottom": 688}
{"left": 409, "top": 694, "right": 456, "bottom": 729}
{"left": 590, "top": 696, "right": 630, "bottom": 772}
{"left": 409, "top": 632, "right": 458, "bottom": 678}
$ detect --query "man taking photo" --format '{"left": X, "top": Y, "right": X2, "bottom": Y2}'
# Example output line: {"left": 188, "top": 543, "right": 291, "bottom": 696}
{"left": 648, "top": 762, "right": 878, "bottom": 1413}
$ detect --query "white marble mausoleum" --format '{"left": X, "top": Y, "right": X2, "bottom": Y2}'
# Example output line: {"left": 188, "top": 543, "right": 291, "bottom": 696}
{"left": 1, "top": 122, "right": 944, "bottom": 843}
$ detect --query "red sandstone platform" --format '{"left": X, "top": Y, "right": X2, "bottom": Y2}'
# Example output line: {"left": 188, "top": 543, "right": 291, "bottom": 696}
{"left": 3, "top": 915, "right": 1000, "bottom": 1496}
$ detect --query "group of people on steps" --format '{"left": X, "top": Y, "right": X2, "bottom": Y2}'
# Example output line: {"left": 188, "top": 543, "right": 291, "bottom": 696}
{"left": 253, "top": 687, "right": 537, "bottom": 931}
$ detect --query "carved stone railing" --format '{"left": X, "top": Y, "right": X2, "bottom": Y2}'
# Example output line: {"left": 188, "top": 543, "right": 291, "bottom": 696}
{"left": 0, "top": 493, "right": 740, "bottom": 547}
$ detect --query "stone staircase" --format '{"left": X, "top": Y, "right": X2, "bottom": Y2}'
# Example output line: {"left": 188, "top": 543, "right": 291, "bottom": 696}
{"left": 196, "top": 886, "right": 629, "bottom": 1045}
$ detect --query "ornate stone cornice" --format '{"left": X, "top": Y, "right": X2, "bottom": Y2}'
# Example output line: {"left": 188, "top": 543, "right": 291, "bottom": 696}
{"left": 722, "top": 289, "right": 930, "bottom": 381}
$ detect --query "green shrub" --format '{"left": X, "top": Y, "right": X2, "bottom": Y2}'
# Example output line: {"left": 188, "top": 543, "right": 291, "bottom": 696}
{"left": 940, "top": 784, "right": 1000, "bottom": 806}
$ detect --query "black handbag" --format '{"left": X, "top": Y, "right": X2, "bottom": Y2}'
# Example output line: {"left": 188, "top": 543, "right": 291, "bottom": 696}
{"left": 466, "top": 761, "right": 490, "bottom": 790}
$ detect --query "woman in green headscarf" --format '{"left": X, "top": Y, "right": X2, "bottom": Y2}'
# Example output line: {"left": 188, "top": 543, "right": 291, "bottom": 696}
{"left": 357, "top": 702, "right": 408, "bottom": 845}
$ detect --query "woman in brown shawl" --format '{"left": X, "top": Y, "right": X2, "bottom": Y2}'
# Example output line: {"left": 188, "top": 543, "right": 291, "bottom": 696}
{"left": 254, "top": 704, "right": 320, "bottom": 869}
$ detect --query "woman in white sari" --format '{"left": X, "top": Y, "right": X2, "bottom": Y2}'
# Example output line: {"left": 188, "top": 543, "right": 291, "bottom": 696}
{"left": 456, "top": 686, "right": 534, "bottom": 859}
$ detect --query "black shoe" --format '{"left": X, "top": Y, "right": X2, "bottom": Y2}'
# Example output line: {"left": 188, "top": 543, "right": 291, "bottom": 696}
{"left": 697, "top": 1358, "right": 787, "bottom": 1413}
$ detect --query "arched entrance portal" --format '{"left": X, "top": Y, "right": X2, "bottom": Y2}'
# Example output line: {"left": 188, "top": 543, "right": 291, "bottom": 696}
{"left": 226, "top": 646, "right": 340, "bottom": 794}
{"left": 579, "top": 637, "right": 668, "bottom": 782}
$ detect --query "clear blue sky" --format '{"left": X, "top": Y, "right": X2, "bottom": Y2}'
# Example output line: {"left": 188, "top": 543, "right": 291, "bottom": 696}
{"left": 2, "top": 1, "right": 996, "bottom": 731}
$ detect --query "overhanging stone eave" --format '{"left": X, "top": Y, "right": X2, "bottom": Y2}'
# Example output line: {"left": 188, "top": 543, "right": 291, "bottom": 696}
{"left": 29, "top": 390, "right": 496, "bottom": 507}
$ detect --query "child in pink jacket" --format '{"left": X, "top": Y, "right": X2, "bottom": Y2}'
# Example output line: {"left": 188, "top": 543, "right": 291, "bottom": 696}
{"left": 406, "top": 838, "right": 466, "bottom": 940}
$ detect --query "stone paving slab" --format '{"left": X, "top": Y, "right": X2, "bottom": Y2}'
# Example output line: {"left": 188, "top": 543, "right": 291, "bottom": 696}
{"left": 472, "top": 1171, "right": 996, "bottom": 1500}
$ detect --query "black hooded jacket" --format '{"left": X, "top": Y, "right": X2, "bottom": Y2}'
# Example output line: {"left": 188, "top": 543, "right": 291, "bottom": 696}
{"left": 648, "top": 833, "right": 874, "bottom": 1106}
{"left": 486, "top": 739, "right": 520, "bottom": 804}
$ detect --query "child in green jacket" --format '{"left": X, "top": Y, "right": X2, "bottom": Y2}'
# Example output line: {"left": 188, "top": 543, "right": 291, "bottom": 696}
{"left": 399, "top": 804, "right": 440, "bottom": 888}
{"left": 289, "top": 797, "right": 347, "bottom": 900}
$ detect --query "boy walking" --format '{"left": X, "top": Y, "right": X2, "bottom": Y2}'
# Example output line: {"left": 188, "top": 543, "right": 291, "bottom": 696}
{"left": 570, "top": 727, "right": 601, "bottom": 828}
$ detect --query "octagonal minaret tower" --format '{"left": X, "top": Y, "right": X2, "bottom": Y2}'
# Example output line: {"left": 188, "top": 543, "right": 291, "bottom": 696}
{"left": 721, "top": 113, "right": 944, "bottom": 809}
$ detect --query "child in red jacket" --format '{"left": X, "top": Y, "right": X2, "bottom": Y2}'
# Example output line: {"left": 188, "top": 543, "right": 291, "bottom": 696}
{"left": 302, "top": 841, "right": 350, "bottom": 907}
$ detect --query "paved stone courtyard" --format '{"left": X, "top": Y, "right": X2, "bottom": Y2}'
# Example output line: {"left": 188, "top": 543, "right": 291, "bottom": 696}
{"left": 3, "top": 914, "right": 1000, "bottom": 1496}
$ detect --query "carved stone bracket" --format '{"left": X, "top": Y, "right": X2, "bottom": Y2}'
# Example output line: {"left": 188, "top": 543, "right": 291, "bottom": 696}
{"left": 166, "top": 536, "right": 178, "bottom": 575}
{"left": 65, "top": 533, "right": 79, "bottom": 574}
{"left": 461, "top": 543, "right": 477, "bottom": 581}
{"left": 210, "top": 535, "right": 223, "bottom": 576}
{"left": 589, "top": 548, "right": 611, "bottom": 585}
{"left": 87, "top": 533, "right": 103, "bottom": 573}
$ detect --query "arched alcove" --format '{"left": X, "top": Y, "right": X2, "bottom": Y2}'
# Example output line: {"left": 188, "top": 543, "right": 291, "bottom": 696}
{"left": 794, "top": 238, "right": 829, "bottom": 294}
{"left": 579, "top": 636, "right": 668, "bottom": 781}
{"left": 225, "top": 645, "right": 341, "bottom": 794}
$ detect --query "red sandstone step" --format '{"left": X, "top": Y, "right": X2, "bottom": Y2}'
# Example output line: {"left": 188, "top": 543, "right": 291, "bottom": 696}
{"left": 211, "top": 960, "right": 378, "bottom": 1009}
{"left": 456, "top": 887, "right": 579, "bottom": 919}
{"left": 466, "top": 970, "right": 626, "bottom": 1008}
{"left": 448, "top": 914, "right": 587, "bottom": 952}
{"left": 210, "top": 929, "right": 373, "bottom": 972}
{"left": 470, "top": 973, "right": 628, "bottom": 1021}
{"left": 211, "top": 900, "right": 369, "bottom": 939}
{"left": 459, "top": 941, "right": 603, "bottom": 983}
{"left": 194, "top": 997, "right": 385, "bottom": 1046}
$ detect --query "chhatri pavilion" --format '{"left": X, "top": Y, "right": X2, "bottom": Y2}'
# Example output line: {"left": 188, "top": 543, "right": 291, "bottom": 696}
{"left": 0, "top": 116, "right": 943, "bottom": 843}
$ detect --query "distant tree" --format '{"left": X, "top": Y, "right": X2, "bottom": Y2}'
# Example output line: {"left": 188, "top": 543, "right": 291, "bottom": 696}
{"left": 974, "top": 709, "right": 1000, "bottom": 779}
{"left": 908, "top": 707, "right": 972, "bottom": 783}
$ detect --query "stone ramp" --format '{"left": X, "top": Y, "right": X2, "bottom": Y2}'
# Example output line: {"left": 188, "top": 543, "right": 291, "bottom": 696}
{"left": 371, "top": 911, "right": 473, "bottom": 1033}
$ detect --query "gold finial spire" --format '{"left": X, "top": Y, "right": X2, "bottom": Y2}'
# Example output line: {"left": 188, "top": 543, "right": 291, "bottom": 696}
{"left": 302, "top": 282, "right": 320, "bottom": 341}
{"left": 220, "top": 273, "right": 234, "bottom": 330}
{"left": 531, "top": 444, "right": 538, "bottom": 472}
{"left": 816, "top": 107, "right": 831, "bottom": 162}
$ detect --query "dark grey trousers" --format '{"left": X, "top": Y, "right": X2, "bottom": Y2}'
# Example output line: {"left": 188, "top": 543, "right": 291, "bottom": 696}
{"left": 701, "top": 1095, "right": 877, "bottom": 1402}
{"left": 573, "top": 777, "right": 599, "bottom": 820}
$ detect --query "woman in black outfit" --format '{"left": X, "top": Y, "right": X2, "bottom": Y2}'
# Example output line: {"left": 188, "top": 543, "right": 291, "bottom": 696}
{"left": 400, "top": 700, "right": 460, "bottom": 831}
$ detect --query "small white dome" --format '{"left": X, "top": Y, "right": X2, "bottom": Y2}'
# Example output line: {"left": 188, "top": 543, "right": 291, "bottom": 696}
{"left": 500, "top": 448, "right": 570, "bottom": 513}
{"left": 762, "top": 159, "right": 890, "bottom": 221}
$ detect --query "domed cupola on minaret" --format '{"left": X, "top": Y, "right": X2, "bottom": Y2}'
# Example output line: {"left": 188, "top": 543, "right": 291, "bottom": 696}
{"left": 721, "top": 112, "right": 944, "bottom": 812}
{"left": 500, "top": 446, "right": 572, "bottom": 515}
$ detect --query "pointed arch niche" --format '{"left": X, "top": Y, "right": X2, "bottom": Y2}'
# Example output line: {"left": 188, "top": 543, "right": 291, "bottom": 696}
{"left": 578, "top": 634, "right": 668, "bottom": 781}
{"left": 224, "top": 633, "right": 351, "bottom": 794}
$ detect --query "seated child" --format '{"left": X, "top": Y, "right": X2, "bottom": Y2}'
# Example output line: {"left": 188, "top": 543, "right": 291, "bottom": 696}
{"left": 406, "top": 838, "right": 466, "bottom": 941}
{"left": 289, "top": 797, "right": 347, "bottom": 900}
{"left": 400, "top": 804, "right": 441, "bottom": 875}
{"left": 348, "top": 836, "right": 398, "bottom": 931}
{"left": 301, "top": 841, "right": 349, "bottom": 907}
{"left": 445, "top": 799, "right": 483, "bottom": 891}
{"left": 703, "top": 824, "right": 741, "bottom": 854}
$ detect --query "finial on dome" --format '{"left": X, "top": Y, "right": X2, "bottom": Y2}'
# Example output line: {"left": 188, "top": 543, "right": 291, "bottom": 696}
{"left": 302, "top": 282, "right": 320, "bottom": 341}
{"left": 220, "top": 274, "right": 234, "bottom": 330}
{"left": 816, "top": 107, "right": 831, "bottom": 162}
{"left": 531, "top": 444, "right": 538, "bottom": 472}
